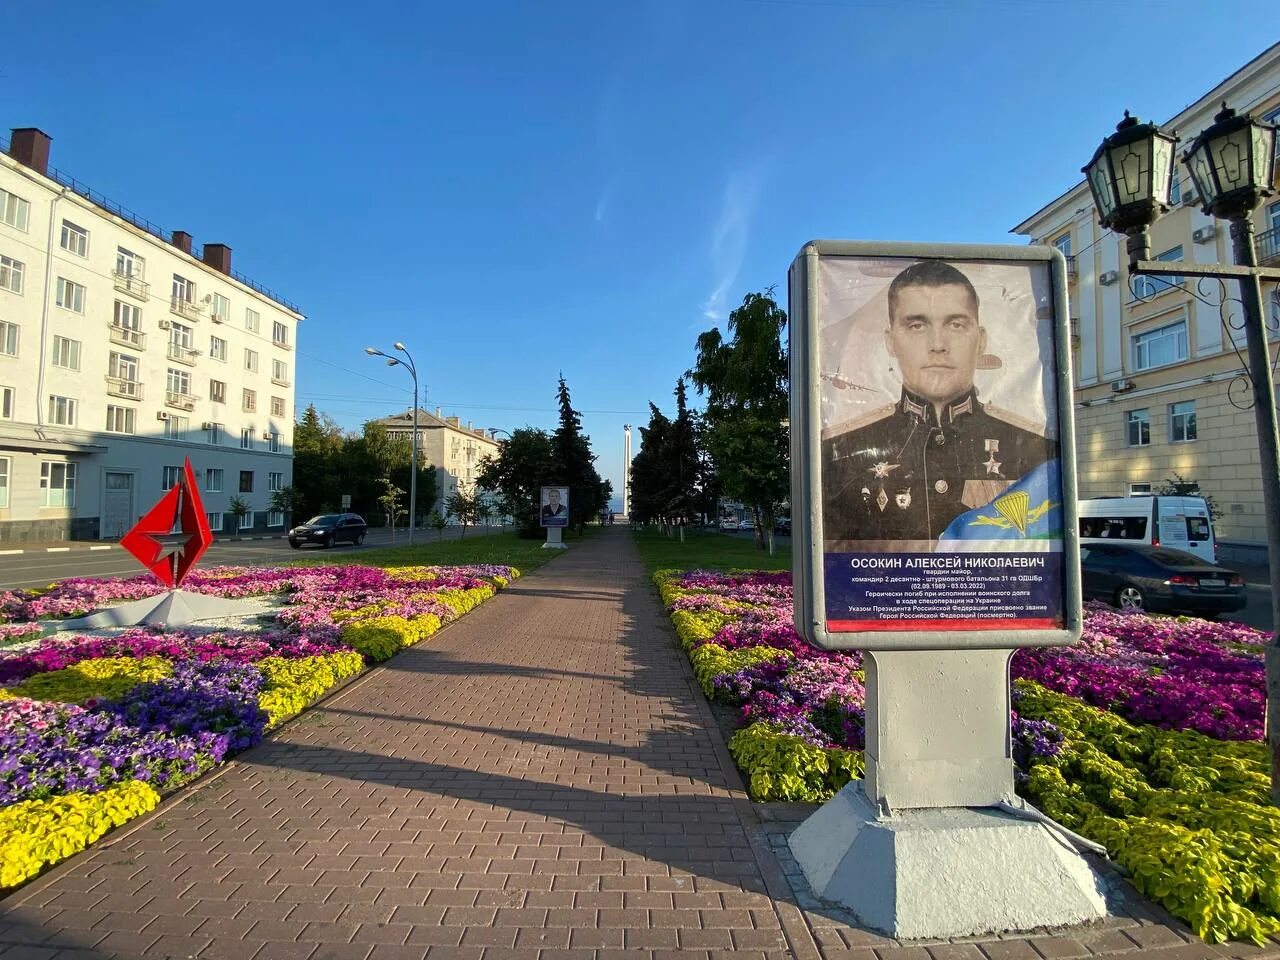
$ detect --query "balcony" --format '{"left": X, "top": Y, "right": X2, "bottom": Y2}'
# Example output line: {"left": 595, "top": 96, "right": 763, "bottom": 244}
{"left": 165, "top": 391, "right": 196, "bottom": 412}
{"left": 1259, "top": 225, "right": 1280, "bottom": 267}
{"left": 271, "top": 376, "right": 291, "bottom": 387}
{"left": 170, "top": 297, "right": 204, "bottom": 322}
{"left": 105, "top": 377, "right": 143, "bottom": 400}
{"left": 272, "top": 338, "right": 292, "bottom": 351}
{"left": 113, "top": 271, "right": 149, "bottom": 301}
{"left": 167, "top": 343, "right": 200, "bottom": 366}
{"left": 108, "top": 323, "right": 146, "bottom": 350}
{"left": 1065, "top": 255, "right": 1078, "bottom": 279}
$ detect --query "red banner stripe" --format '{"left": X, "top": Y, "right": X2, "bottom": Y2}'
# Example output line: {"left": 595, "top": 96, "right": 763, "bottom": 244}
{"left": 827, "top": 618, "right": 1059, "bottom": 632}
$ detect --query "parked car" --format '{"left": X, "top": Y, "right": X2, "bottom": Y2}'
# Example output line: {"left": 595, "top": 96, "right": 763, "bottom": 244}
{"left": 288, "top": 513, "right": 368, "bottom": 549}
{"left": 774, "top": 516, "right": 792, "bottom": 535}
{"left": 719, "top": 517, "right": 739, "bottom": 531}
{"left": 1081, "top": 542, "right": 1245, "bottom": 616}
{"left": 737, "top": 519, "right": 755, "bottom": 531}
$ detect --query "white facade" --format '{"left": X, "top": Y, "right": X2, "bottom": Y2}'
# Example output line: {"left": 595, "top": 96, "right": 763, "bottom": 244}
{"left": 1012, "top": 44, "right": 1280, "bottom": 555}
{"left": 0, "top": 131, "right": 302, "bottom": 541}
{"left": 372, "top": 408, "right": 501, "bottom": 516}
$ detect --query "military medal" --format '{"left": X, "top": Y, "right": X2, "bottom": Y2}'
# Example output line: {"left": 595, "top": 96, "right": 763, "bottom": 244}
{"left": 872, "top": 461, "right": 900, "bottom": 479}
{"left": 876, "top": 487, "right": 889, "bottom": 512}
{"left": 935, "top": 480, "right": 949, "bottom": 494}
{"left": 861, "top": 487, "right": 871, "bottom": 504}
{"left": 983, "top": 438, "right": 1003, "bottom": 477}
{"left": 895, "top": 489, "right": 912, "bottom": 510}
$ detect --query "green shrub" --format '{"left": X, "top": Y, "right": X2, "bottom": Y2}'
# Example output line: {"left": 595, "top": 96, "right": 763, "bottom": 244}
{"left": 728, "top": 722, "right": 863, "bottom": 802}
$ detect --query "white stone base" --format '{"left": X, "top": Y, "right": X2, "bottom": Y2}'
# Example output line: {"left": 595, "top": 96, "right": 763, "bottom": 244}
{"left": 788, "top": 781, "right": 1109, "bottom": 939}
{"left": 542, "top": 527, "right": 569, "bottom": 550}
{"left": 55, "top": 590, "right": 263, "bottom": 630}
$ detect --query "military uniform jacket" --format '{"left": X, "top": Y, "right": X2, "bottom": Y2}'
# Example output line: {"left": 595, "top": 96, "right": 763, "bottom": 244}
{"left": 822, "top": 387, "right": 1055, "bottom": 542}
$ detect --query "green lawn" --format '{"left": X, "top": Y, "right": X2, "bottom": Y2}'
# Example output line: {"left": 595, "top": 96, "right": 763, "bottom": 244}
{"left": 631, "top": 527, "right": 790, "bottom": 574}
{"left": 290, "top": 530, "right": 572, "bottom": 573}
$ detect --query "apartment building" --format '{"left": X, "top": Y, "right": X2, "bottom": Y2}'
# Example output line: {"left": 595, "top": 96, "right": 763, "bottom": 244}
{"left": 0, "top": 128, "right": 302, "bottom": 542}
{"left": 369, "top": 407, "right": 501, "bottom": 515}
{"left": 1013, "top": 44, "right": 1280, "bottom": 559}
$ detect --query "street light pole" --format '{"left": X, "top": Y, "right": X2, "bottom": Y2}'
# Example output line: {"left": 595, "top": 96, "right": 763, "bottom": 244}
{"left": 1084, "top": 106, "right": 1280, "bottom": 800}
{"left": 365, "top": 343, "right": 421, "bottom": 547}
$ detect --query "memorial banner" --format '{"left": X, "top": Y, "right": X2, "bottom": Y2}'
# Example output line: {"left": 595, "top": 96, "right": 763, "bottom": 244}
{"left": 789, "top": 241, "right": 1081, "bottom": 651}
{"left": 539, "top": 485, "right": 570, "bottom": 528}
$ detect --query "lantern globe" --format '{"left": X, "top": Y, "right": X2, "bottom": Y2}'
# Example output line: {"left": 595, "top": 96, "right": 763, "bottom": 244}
{"left": 1182, "top": 103, "right": 1277, "bottom": 221}
{"left": 1082, "top": 112, "right": 1178, "bottom": 234}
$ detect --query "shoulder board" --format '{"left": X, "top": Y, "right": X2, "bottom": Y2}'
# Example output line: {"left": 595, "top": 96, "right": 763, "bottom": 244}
{"left": 821, "top": 404, "right": 895, "bottom": 441}
{"left": 985, "top": 405, "right": 1055, "bottom": 439}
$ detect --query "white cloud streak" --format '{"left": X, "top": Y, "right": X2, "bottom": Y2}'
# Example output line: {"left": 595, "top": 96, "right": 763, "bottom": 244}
{"left": 701, "top": 166, "right": 766, "bottom": 321}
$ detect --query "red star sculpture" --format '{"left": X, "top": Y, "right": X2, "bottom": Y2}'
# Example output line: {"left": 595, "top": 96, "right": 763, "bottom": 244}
{"left": 119, "top": 458, "right": 214, "bottom": 588}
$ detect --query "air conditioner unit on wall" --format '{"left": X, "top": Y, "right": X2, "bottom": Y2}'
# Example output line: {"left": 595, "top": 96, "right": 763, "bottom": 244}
{"left": 201, "top": 421, "right": 212, "bottom": 430}
{"left": 156, "top": 411, "right": 169, "bottom": 420}
{"left": 1181, "top": 186, "right": 1198, "bottom": 205}
{"left": 157, "top": 319, "right": 171, "bottom": 330}
{"left": 1192, "top": 225, "right": 1216, "bottom": 244}
{"left": 1099, "top": 270, "right": 1119, "bottom": 286}
{"left": 1111, "top": 379, "right": 1135, "bottom": 393}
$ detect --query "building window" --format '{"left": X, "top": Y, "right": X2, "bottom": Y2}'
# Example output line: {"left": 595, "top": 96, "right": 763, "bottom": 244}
{"left": 267, "top": 510, "right": 284, "bottom": 528}
{"left": 271, "top": 359, "right": 289, "bottom": 384}
{"left": 108, "top": 352, "right": 138, "bottom": 382}
{"left": 206, "top": 511, "right": 223, "bottom": 532}
{"left": 1170, "top": 400, "right": 1197, "bottom": 442}
{"left": 0, "top": 189, "right": 29, "bottom": 231}
{"left": 105, "top": 405, "right": 135, "bottom": 434}
{"left": 266, "top": 432, "right": 281, "bottom": 454}
{"left": 116, "top": 247, "right": 144, "bottom": 279}
{"left": 51, "top": 336, "right": 81, "bottom": 371}
{"left": 239, "top": 511, "right": 254, "bottom": 532}
{"left": 239, "top": 470, "right": 254, "bottom": 493}
{"left": 165, "top": 415, "right": 189, "bottom": 442}
{"left": 113, "top": 300, "right": 142, "bottom": 330}
{"left": 242, "top": 389, "right": 256, "bottom": 412}
{"left": 0, "top": 385, "right": 12, "bottom": 419}
{"left": 40, "top": 461, "right": 76, "bottom": 507}
{"left": 172, "top": 274, "right": 195, "bottom": 304}
{"left": 206, "top": 422, "right": 224, "bottom": 445}
{"left": 1132, "top": 319, "right": 1188, "bottom": 371}
{"left": 1125, "top": 409, "right": 1150, "bottom": 446}
{"left": 1129, "top": 482, "right": 1153, "bottom": 496}
{"left": 166, "top": 368, "right": 191, "bottom": 396}
{"left": 59, "top": 220, "right": 88, "bottom": 257}
{"left": 170, "top": 321, "right": 194, "bottom": 349}
{"left": 0, "top": 457, "right": 8, "bottom": 508}
{"left": 244, "top": 348, "right": 258, "bottom": 373}
{"left": 205, "top": 468, "right": 223, "bottom": 492}
{"left": 47, "top": 395, "right": 76, "bottom": 426}
{"left": 210, "top": 336, "right": 227, "bottom": 362}
{"left": 162, "top": 465, "right": 181, "bottom": 490}
{"left": 272, "top": 321, "right": 289, "bottom": 347}
{"left": 210, "top": 293, "right": 230, "bottom": 323}
{"left": 240, "top": 427, "right": 253, "bottom": 449}
{"left": 0, "top": 321, "right": 15, "bottom": 357}
{"left": 245, "top": 308, "right": 260, "bottom": 333}
{"left": 1132, "top": 246, "right": 1184, "bottom": 299}
{"left": 1053, "top": 234, "right": 1071, "bottom": 257}
{"left": 270, "top": 396, "right": 286, "bottom": 417}
{"left": 55, "top": 277, "right": 85, "bottom": 313}
{"left": 0, "top": 254, "right": 23, "bottom": 294}
{"left": 268, "top": 471, "right": 284, "bottom": 492}
{"left": 1169, "top": 175, "right": 1182, "bottom": 206}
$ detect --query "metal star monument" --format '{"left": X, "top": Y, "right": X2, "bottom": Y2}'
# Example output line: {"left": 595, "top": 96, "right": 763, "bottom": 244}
{"left": 60, "top": 458, "right": 256, "bottom": 628}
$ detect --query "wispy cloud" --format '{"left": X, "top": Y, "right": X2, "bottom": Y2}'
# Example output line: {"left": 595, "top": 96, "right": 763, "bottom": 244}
{"left": 701, "top": 165, "right": 766, "bottom": 322}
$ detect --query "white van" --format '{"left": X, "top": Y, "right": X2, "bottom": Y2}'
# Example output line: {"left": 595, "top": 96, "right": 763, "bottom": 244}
{"left": 1078, "top": 496, "right": 1216, "bottom": 563}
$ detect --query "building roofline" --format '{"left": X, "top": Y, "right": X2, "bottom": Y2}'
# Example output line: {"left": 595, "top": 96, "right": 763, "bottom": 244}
{"left": 1011, "top": 41, "right": 1280, "bottom": 237}
{"left": 0, "top": 137, "right": 304, "bottom": 319}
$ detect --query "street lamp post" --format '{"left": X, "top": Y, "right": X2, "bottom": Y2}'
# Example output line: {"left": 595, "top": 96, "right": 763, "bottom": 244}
{"left": 365, "top": 343, "right": 421, "bottom": 546}
{"left": 1084, "top": 105, "right": 1280, "bottom": 800}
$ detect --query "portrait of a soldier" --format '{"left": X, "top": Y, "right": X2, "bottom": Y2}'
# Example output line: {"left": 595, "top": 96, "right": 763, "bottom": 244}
{"left": 821, "top": 259, "right": 1056, "bottom": 543}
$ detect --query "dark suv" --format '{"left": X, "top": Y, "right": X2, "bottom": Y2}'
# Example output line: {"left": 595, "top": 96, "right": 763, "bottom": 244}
{"left": 288, "top": 513, "right": 368, "bottom": 549}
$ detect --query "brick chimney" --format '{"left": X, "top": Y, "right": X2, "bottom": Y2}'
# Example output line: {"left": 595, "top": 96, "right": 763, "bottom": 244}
{"left": 172, "top": 231, "right": 193, "bottom": 254}
{"left": 8, "top": 129, "right": 51, "bottom": 176}
{"left": 202, "top": 243, "right": 232, "bottom": 274}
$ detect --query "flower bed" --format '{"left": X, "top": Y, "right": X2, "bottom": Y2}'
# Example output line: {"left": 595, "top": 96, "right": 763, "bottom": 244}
{"left": 655, "top": 568, "right": 1274, "bottom": 944}
{"left": 0, "top": 562, "right": 518, "bottom": 891}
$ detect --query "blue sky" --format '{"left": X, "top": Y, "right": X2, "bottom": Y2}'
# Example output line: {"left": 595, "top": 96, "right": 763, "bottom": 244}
{"left": 8, "top": 2, "right": 1275, "bottom": 508}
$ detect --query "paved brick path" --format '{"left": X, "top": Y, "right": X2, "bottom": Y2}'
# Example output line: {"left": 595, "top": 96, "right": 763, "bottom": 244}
{"left": 0, "top": 530, "right": 1270, "bottom": 959}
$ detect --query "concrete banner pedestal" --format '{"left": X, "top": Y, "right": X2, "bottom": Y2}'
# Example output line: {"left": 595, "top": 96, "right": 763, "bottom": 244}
{"left": 789, "top": 781, "right": 1109, "bottom": 939}
{"left": 542, "top": 527, "right": 569, "bottom": 550}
